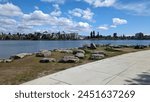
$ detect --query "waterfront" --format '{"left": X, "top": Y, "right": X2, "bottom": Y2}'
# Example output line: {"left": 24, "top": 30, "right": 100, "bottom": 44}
{"left": 1, "top": 40, "right": 150, "bottom": 58}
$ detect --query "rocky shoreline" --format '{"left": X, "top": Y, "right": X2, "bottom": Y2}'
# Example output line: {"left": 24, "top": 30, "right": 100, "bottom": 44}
{"left": 0, "top": 43, "right": 148, "bottom": 64}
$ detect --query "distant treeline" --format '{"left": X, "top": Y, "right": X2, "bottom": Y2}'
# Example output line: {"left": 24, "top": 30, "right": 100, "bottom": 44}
{"left": 85, "top": 31, "right": 150, "bottom": 40}
{"left": 0, "top": 32, "right": 79, "bottom": 40}
{"left": 0, "top": 31, "right": 150, "bottom": 40}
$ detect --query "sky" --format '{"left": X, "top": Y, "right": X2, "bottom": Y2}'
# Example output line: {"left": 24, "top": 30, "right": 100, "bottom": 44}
{"left": 0, "top": 0, "right": 150, "bottom": 35}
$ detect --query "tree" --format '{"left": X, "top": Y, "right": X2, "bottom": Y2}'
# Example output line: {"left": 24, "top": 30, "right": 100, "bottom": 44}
{"left": 93, "top": 31, "right": 95, "bottom": 38}
{"left": 135, "top": 32, "right": 144, "bottom": 39}
{"left": 90, "top": 31, "right": 93, "bottom": 38}
{"left": 113, "top": 33, "right": 117, "bottom": 38}
{"left": 96, "top": 32, "right": 100, "bottom": 38}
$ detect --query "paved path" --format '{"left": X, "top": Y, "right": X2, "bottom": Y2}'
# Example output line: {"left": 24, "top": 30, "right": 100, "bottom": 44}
{"left": 22, "top": 50, "right": 150, "bottom": 85}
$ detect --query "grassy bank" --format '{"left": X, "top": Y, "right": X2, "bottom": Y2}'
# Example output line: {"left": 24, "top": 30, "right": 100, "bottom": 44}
{"left": 0, "top": 45, "right": 150, "bottom": 84}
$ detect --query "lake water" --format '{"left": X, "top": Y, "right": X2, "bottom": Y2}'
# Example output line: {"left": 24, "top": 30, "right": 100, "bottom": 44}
{"left": 1, "top": 40, "right": 150, "bottom": 58}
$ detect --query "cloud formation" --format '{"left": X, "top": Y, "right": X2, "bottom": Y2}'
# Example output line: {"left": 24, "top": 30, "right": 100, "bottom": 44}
{"left": 98, "top": 18, "right": 127, "bottom": 31}
{"left": 114, "top": 1, "right": 150, "bottom": 16}
{"left": 50, "top": 4, "right": 62, "bottom": 16}
{"left": 69, "top": 8, "right": 94, "bottom": 21}
{"left": 0, "top": 3, "right": 23, "bottom": 16}
{"left": 84, "top": 0, "right": 116, "bottom": 7}
{"left": 111, "top": 18, "right": 127, "bottom": 28}
{"left": 98, "top": 25, "right": 109, "bottom": 30}
{"left": 0, "top": 3, "right": 91, "bottom": 33}
{"left": 41, "top": 0, "right": 65, "bottom": 4}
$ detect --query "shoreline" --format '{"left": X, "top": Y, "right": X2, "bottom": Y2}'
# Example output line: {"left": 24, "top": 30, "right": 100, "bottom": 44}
{"left": 0, "top": 43, "right": 150, "bottom": 84}
{"left": 0, "top": 44, "right": 149, "bottom": 59}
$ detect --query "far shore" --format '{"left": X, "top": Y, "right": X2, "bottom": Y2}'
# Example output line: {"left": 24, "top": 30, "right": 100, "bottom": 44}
{"left": 0, "top": 44, "right": 150, "bottom": 85}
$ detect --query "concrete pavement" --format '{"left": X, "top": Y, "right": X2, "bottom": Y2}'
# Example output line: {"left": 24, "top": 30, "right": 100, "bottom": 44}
{"left": 22, "top": 50, "right": 150, "bottom": 85}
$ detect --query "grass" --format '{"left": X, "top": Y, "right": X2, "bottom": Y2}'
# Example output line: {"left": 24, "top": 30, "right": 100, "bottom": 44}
{"left": 0, "top": 46, "right": 150, "bottom": 84}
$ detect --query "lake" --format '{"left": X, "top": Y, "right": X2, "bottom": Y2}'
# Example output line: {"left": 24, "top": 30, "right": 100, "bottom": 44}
{"left": 0, "top": 40, "right": 150, "bottom": 58}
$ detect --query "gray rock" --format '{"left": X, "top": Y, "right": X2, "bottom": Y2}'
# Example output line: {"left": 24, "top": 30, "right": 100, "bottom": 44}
{"left": 36, "top": 53, "right": 45, "bottom": 57}
{"left": 59, "top": 56, "right": 79, "bottom": 63}
{"left": 90, "top": 54, "right": 105, "bottom": 60}
{"left": 82, "top": 44, "right": 90, "bottom": 48}
{"left": 40, "top": 58, "right": 56, "bottom": 63}
{"left": 4, "top": 59, "right": 13, "bottom": 63}
{"left": 0, "top": 59, "right": 4, "bottom": 63}
{"left": 90, "top": 43, "right": 97, "bottom": 49}
{"left": 73, "top": 49, "right": 85, "bottom": 54}
{"left": 53, "top": 49, "right": 60, "bottom": 52}
{"left": 75, "top": 53, "right": 85, "bottom": 59}
{"left": 60, "top": 50, "right": 73, "bottom": 53}
{"left": 10, "top": 53, "right": 32, "bottom": 59}
{"left": 36, "top": 50, "right": 51, "bottom": 57}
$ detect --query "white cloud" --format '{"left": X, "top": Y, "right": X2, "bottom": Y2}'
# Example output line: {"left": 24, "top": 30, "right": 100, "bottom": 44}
{"left": 84, "top": 0, "right": 116, "bottom": 7}
{"left": 81, "top": 0, "right": 150, "bottom": 16}
{"left": 0, "top": 3, "right": 23, "bottom": 17}
{"left": 82, "top": 8, "right": 94, "bottom": 20}
{"left": 0, "top": 17, "right": 18, "bottom": 33}
{"left": 50, "top": 4, "right": 61, "bottom": 16}
{"left": 98, "top": 25, "right": 109, "bottom": 30}
{"left": 0, "top": 3, "right": 91, "bottom": 33}
{"left": 112, "top": 18, "right": 127, "bottom": 26}
{"left": 98, "top": 18, "right": 127, "bottom": 31}
{"left": 69, "top": 8, "right": 94, "bottom": 21}
{"left": 0, "top": 18, "right": 16, "bottom": 25}
{"left": 69, "top": 8, "right": 82, "bottom": 17}
{"left": 78, "top": 22, "right": 90, "bottom": 28}
{"left": 21, "top": 9, "right": 91, "bottom": 33}
{"left": 114, "top": 1, "right": 150, "bottom": 16}
{"left": 41, "top": 0, "right": 65, "bottom": 4}
{"left": 23, "top": 10, "right": 51, "bottom": 26}
{"left": 110, "top": 25, "right": 117, "bottom": 28}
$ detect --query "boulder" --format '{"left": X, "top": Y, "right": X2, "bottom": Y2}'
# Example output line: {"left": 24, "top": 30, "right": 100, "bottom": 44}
{"left": 36, "top": 53, "right": 44, "bottom": 57}
{"left": 60, "top": 50, "right": 73, "bottom": 53}
{"left": 73, "top": 49, "right": 85, "bottom": 54}
{"left": 53, "top": 49, "right": 60, "bottom": 52}
{"left": 80, "top": 44, "right": 90, "bottom": 49}
{"left": 4, "top": 59, "right": 13, "bottom": 63}
{"left": 90, "top": 43, "right": 97, "bottom": 49}
{"left": 90, "top": 54, "right": 105, "bottom": 60}
{"left": 59, "top": 56, "right": 79, "bottom": 63}
{"left": 40, "top": 58, "right": 56, "bottom": 63}
{"left": 0, "top": 59, "right": 4, "bottom": 63}
{"left": 36, "top": 50, "right": 51, "bottom": 57}
{"left": 75, "top": 53, "right": 85, "bottom": 59}
{"left": 10, "top": 53, "right": 32, "bottom": 59}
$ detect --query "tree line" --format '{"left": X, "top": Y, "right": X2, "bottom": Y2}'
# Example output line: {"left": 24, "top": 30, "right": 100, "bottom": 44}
{"left": 0, "top": 32, "right": 79, "bottom": 40}
{"left": 86, "top": 31, "right": 150, "bottom": 40}
{"left": 0, "top": 31, "right": 150, "bottom": 40}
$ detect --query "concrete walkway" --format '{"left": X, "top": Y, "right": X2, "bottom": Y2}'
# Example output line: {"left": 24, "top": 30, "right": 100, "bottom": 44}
{"left": 22, "top": 50, "right": 150, "bottom": 85}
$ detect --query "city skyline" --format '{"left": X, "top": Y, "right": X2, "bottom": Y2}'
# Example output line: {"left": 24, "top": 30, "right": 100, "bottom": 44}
{"left": 0, "top": 0, "right": 150, "bottom": 35}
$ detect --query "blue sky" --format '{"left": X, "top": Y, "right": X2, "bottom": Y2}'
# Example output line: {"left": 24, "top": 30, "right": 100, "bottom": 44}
{"left": 0, "top": 0, "right": 150, "bottom": 35}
